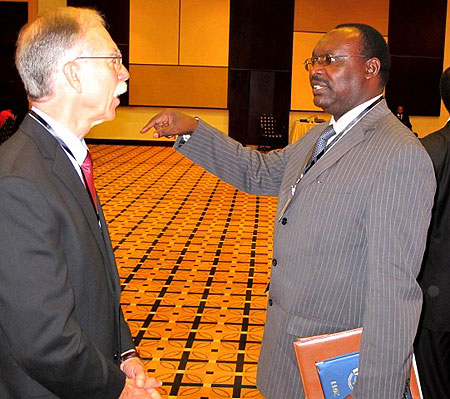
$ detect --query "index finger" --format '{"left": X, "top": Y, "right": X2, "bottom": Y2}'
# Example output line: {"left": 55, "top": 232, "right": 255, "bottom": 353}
{"left": 140, "top": 116, "right": 159, "bottom": 134}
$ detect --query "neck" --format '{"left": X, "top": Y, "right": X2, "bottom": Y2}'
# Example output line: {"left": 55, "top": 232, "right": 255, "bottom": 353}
{"left": 31, "top": 100, "right": 91, "bottom": 139}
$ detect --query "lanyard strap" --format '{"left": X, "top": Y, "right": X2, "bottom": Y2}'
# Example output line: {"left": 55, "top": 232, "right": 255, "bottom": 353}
{"left": 28, "top": 110, "right": 99, "bottom": 217}
{"left": 277, "top": 96, "right": 384, "bottom": 223}
{"left": 295, "top": 96, "right": 384, "bottom": 190}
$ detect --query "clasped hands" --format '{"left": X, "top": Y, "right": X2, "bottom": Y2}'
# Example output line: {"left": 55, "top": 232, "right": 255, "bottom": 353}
{"left": 119, "top": 357, "right": 162, "bottom": 399}
{"left": 140, "top": 109, "right": 198, "bottom": 139}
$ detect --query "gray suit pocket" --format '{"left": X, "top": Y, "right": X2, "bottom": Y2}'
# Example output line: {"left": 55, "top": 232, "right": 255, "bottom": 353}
{"left": 286, "top": 312, "right": 356, "bottom": 337}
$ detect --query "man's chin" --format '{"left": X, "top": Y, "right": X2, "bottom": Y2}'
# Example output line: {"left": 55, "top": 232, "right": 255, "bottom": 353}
{"left": 312, "top": 96, "right": 326, "bottom": 110}
{"left": 90, "top": 112, "right": 115, "bottom": 128}
{"left": 90, "top": 119, "right": 106, "bottom": 128}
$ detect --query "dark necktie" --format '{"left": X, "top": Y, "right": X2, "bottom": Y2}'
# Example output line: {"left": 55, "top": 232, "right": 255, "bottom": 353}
{"left": 81, "top": 151, "right": 97, "bottom": 211}
{"left": 303, "top": 125, "right": 336, "bottom": 174}
{"left": 311, "top": 125, "right": 336, "bottom": 159}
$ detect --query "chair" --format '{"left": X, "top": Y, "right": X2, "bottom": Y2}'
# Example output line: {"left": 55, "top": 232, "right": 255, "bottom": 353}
{"left": 0, "top": 117, "right": 17, "bottom": 145}
{"left": 258, "top": 114, "right": 283, "bottom": 152}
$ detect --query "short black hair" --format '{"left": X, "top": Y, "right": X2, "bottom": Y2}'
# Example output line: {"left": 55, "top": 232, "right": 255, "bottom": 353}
{"left": 440, "top": 67, "right": 450, "bottom": 112}
{"left": 335, "top": 23, "right": 390, "bottom": 86}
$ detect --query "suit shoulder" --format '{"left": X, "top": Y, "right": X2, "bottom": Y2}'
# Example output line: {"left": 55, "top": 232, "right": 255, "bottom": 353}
{"left": 420, "top": 125, "right": 450, "bottom": 167}
{"left": 421, "top": 125, "right": 450, "bottom": 150}
{"left": 375, "top": 113, "right": 425, "bottom": 151}
{"left": 0, "top": 130, "right": 48, "bottom": 178}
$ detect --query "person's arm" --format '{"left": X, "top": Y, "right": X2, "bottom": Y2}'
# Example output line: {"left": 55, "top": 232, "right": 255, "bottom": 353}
{"left": 0, "top": 176, "right": 125, "bottom": 398}
{"left": 140, "top": 109, "right": 198, "bottom": 138}
{"left": 352, "top": 143, "right": 435, "bottom": 398}
{"left": 141, "top": 109, "right": 287, "bottom": 197}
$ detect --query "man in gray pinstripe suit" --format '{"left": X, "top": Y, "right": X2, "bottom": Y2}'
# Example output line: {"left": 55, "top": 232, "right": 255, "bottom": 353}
{"left": 142, "top": 24, "right": 435, "bottom": 399}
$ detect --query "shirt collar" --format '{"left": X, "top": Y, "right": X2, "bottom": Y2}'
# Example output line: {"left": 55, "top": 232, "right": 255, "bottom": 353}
{"left": 31, "top": 106, "right": 88, "bottom": 166}
{"left": 330, "top": 94, "right": 383, "bottom": 134}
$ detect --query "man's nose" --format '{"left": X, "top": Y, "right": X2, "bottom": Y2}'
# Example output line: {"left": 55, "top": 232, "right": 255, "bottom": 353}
{"left": 119, "top": 64, "right": 130, "bottom": 81}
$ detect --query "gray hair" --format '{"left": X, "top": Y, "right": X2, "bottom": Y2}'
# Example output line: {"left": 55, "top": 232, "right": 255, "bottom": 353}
{"left": 15, "top": 7, "right": 105, "bottom": 101}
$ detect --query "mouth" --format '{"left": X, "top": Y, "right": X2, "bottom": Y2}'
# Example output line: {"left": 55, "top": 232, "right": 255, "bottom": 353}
{"left": 310, "top": 79, "right": 329, "bottom": 92}
{"left": 114, "top": 81, "right": 128, "bottom": 98}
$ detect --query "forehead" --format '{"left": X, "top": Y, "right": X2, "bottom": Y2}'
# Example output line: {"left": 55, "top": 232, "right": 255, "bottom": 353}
{"left": 312, "top": 28, "right": 361, "bottom": 56}
{"left": 84, "top": 25, "right": 119, "bottom": 54}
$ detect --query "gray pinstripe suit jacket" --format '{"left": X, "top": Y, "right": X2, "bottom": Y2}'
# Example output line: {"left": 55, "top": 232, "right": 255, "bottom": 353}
{"left": 176, "top": 99, "right": 436, "bottom": 399}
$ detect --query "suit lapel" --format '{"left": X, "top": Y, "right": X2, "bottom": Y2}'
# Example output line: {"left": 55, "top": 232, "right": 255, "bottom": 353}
{"left": 22, "top": 116, "right": 119, "bottom": 295}
{"left": 299, "top": 123, "right": 366, "bottom": 187}
{"left": 298, "top": 99, "right": 391, "bottom": 188}
{"left": 52, "top": 148, "right": 109, "bottom": 261}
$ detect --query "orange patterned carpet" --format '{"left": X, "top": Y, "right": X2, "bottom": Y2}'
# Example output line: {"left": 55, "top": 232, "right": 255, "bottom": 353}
{"left": 91, "top": 144, "right": 277, "bottom": 399}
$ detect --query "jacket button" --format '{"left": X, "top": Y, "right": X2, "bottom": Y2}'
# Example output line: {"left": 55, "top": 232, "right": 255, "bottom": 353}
{"left": 281, "top": 217, "right": 287, "bottom": 225}
{"left": 272, "top": 259, "right": 277, "bottom": 266}
{"left": 268, "top": 298, "right": 273, "bottom": 306}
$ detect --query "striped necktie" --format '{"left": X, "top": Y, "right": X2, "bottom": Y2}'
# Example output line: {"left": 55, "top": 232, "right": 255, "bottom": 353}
{"left": 303, "top": 125, "right": 336, "bottom": 175}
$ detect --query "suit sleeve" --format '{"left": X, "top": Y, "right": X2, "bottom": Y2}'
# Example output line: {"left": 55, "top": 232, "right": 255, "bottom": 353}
{"left": 0, "top": 176, "right": 125, "bottom": 399}
{"left": 120, "top": 308, "right": 135, "bottom": 351}
{"left": 176, "top": 119, "right": 286, "bottom": 197}
{"left": 352, "top": 144, "right": 435, "bottom": 398}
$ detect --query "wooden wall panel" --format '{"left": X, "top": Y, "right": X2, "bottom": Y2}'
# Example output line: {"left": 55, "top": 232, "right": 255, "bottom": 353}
{"left": 130, "top": 0, "right": 179, "bottom": 65}
{"left": 291, "top": 32, "right": 324, "bottom": 111}
{"left": 129, "top": 65, "right": 228, "bottom": 108}
{"left": 180, "top": 0, "right": 229, "bottom": 67}
{"left": 294, "top": 0, "right": 389, "bottom": 35}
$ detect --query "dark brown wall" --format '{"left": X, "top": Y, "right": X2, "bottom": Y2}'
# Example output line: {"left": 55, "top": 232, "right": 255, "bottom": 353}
{"left": 386, "top": 0, "right": 447, "bottom": 116}
{"left": 0, "top": 2, "right": 29, "bottom": 123}
{"left": 228, "top": 0, "right": 295, "bottom": 145}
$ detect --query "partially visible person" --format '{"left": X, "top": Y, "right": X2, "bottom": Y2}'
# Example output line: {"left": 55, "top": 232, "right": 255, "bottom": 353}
{"left": 0, "top": 7, "right": 161, "bottom": 398}
{"left": 396, "top": 105, "right": 413, "bottom": 130}
{"left": 141, "top": 23, "right": 435, "bottom": 399}
{"left": 415, "top": 66, "right": 450, "bottom": 399}
{"left": 0, "top": 109, "right": 15, "bottom": 128}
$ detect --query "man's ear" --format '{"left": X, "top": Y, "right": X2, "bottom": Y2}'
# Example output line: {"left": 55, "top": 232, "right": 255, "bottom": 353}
{"left": 365, "top": 58, "right": 381, "bottom": 80}
{"left": 63, "top": 61, "right": 82, "bottom": 93}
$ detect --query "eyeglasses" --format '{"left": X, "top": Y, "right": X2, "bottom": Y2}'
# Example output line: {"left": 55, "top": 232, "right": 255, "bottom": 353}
{"left": 74, "top": 52, "right": 123, "bottom": 71}
{"left": 304, "top": 54, "right": 367, "bottom": 71}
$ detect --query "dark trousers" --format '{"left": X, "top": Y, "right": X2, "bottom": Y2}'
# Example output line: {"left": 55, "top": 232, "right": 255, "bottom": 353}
{"left": 414, "top": 326, "right": 450, "bottom": 399}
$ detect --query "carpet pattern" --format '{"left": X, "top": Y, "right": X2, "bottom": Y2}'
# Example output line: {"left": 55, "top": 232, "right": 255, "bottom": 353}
{"left": 91, "top": 144, "right": 278, "bottom": 398}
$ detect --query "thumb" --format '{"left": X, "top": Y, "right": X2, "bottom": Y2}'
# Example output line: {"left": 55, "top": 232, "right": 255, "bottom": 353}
{"left": 134, "top": 369, "right": 146, "bottom": 388}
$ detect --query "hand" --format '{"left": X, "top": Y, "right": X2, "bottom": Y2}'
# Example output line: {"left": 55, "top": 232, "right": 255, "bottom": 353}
{"left": 119, "top": 378, "right": 162, "bottom": 399}
{"left": 140, "top": 109, "right": 198, "bottom": 139}
{"left": 344, "top": 395, "right": 353, "bottom": 399}
{"left": 120, "top": 357, "right": 162, "bottom": 398}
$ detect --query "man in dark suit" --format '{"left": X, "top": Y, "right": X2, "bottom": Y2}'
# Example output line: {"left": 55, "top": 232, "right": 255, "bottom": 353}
{"left": 396, "top": 105, "right": 413, "bottom": 130}
{"left": 0, "top": 7, "right": 161, "bottom": 398}
{"left": 415, "top": 67, "right": 450, "bottom": 399}
{"left": 140, "top": 24, "right": 435, "bottom": 398}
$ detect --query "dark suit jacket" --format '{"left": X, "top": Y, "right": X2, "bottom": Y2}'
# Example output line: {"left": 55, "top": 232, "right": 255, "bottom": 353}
{"left": 0, "top": 115, "right": 134, "bottom": 398}
{"left": 419, "top": 121, "right": 450, "bottom": 331}
{"left": 175, "top": 100, "right": 435, "bottom": 399}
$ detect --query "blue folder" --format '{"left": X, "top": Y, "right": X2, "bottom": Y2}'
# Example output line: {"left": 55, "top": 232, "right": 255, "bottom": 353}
{"left": 316, "top": 351, "right": 412, "bottom": 399}
{"left": 316, "top": 351, "right": 359, "bottom": 398}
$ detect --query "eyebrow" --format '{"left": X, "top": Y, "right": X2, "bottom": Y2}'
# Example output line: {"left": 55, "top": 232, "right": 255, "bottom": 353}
{"left": 110, "top": 49, "right": 122, "bottom": 56}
